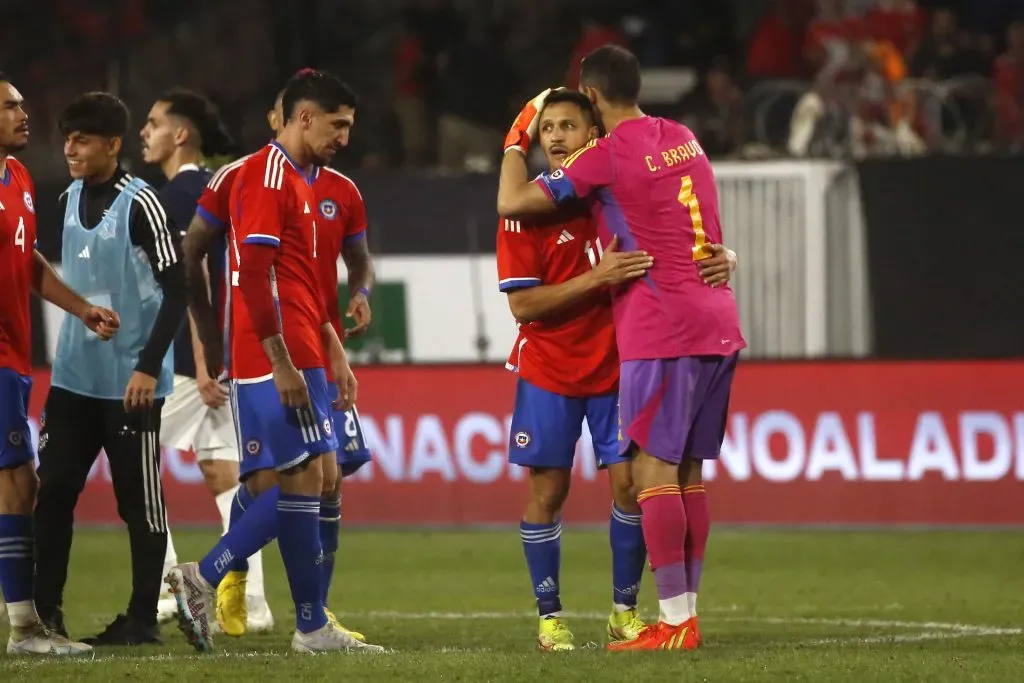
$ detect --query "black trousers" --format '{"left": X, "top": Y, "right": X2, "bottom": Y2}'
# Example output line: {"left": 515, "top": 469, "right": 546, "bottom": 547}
{"left": 33, "top": 386, "right": 168, "bottom": 627}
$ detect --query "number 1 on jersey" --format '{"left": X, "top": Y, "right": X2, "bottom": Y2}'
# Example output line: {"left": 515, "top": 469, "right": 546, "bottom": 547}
{"left": 678, "top": 176, "right": 708, "bottom": 261}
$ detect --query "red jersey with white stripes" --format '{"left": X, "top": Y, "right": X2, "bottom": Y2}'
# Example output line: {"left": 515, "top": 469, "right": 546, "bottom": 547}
{"left": 0, "top": 158, "right": 37, "bottom": 376}
{"left": 228, "top": 142, "right": 325, "bottom": 380}
{"left": 310, "top": 166, "right": 367, "bottom": 340}
{"left": 196, "top": 154, "right": 249, "bottom": 343}
{"left": 495, "top": 206, "right": 618, "bottom": 397}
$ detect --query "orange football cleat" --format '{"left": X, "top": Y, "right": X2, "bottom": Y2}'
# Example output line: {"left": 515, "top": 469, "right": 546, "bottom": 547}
{"left": 607, "top": 618, "right": 701, "bottom": 652}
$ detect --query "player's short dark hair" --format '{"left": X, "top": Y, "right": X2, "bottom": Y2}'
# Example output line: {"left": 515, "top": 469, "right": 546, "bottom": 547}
{"left": 579, "top": 45, "right": 642, "bottom": 106}
{"left": 280, "top": 69, "right": 358, "bottom": 124}
{"left": 541, "top": 90, "right": 598, "bottom": 128}
{"left": 58, "top": 92, "right": 130, "bottom": 138}
{"left": 157, "top": 88, "right": 235, "bottom": 157}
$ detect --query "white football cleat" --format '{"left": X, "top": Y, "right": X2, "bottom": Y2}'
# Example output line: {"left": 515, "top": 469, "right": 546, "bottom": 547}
{"left": 291, "top": 623, "right": 386, "bottom": 654}
{"left": 7, "top": 624, "right": 93, "bottom": 656}
{"left": 246, "top": 596, "right": 275, "bottom": 632}
{"left": 165, "top": 562, "right": 216, "bottom": 653}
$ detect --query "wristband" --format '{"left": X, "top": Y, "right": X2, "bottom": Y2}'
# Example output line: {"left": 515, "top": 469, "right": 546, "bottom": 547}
{"left": 353, "top": 286, "right": 371, "bottom": 300}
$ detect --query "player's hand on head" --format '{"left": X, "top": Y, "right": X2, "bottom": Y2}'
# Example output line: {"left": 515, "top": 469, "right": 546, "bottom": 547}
{"left": 592, "top": 235, "right": 654, "bottom": 286}
{"left": 698, "top": 244, "right": 738, "bottom": 288}
{"left": 504, "top": 88, "right": 561, "bottom": 154}
{"left": 271, "top": 359, "right": 310, "bottom": 408}
{"left": 124, "top": 371, "right": 158, "bottom": 412}
{"left": 344, "top": 292, "right": 371, "bottom": 339}
{"left": 197, "top": 372, "right": 229, "bottom": 409}
{"left": 81, "top": 305, "right": 120, "bottom": 341}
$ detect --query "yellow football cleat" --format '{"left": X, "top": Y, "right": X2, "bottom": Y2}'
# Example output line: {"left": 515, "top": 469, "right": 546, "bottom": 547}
{"left": 216, "top": 570, "right": 248, "bottom": 637}
{"left": 324, "top": 607, "right": 366, "bottom": 643}
{"left": 607, "top": 607, "right": 648, "bottom": 642}
{"left": 537, "top": 616, "right": 575, "bottom": 651}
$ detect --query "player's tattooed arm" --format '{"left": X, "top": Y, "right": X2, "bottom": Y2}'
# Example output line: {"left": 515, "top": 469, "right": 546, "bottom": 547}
{"left": 183, "top": 212, "right": 223, "bottom": 377}
{"left": 497, "top": 149, "right": 557, "bottom": 217}
{"left": 31, "top": 250, "right": 120, "bottom": 339}
{"left": 341, "top": 236, "right": 374, "bottom": 338}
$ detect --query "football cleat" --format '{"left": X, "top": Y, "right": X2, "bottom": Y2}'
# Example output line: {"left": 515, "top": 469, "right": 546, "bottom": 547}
{"left": 246, "top": 595, "right": 275, "bottom": 632}
{"left": 607, "top": 618, "right": 701, "bottom": 652}
{"left": 607, "top": 607, "right": 648, "bottom": 642}
{"left": 7, "top": 623, "right": 93, "bottom": 656}
{"left": 325, "top": 607, "right": 365, "bottom": 642}
{"left": 216, "top": 570, "right": 248, "bottom": 637}
{"left": 537, "top": 616, "right": 575, "bottom": 652}
{"left": 291, "top": 622, "right": 385, "bottom": 654}
{"left": 166, "top": 562, "right": 216, "bottom": 653}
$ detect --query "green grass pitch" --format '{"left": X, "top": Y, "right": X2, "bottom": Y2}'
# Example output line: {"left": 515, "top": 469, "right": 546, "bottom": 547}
{"left": 2, "top": 528, "right": 1022, "bottom": 681}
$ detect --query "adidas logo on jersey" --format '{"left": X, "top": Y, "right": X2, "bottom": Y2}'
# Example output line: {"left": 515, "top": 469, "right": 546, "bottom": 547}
{"left": 78, "top": 246, "right": 90, "bottom": 259}
{"left": 556, "top": 230, "right": 574, "bottom": 244}
{"left": 536, "top": 576, "right": 558, "bottom": 593}
{"left": 503, "top": 218, "right": 522, "bottom": 233}
{"left": 304, "top": 202, "right": 311, "bottom": 214}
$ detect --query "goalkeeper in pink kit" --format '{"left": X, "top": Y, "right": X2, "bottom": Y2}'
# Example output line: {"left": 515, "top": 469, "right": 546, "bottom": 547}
{"left": 498, "top": 45, "right": 745, "bottom": 651}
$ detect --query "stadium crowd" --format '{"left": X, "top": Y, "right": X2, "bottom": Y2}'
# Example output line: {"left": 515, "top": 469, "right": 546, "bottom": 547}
{"left": 6, "top": 0, "right": 1024, "bottom": 177}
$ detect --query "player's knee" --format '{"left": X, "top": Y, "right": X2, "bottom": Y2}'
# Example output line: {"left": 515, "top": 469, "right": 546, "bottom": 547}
{"left": 199, "top": 460, "right": 239, "bottom": 496}
{"left": 530, "top": 479, "right": 570, "bottom": 515}
{"left": 0, "top": 463, "right": 37, "bottom": 514}
{"left": 321, "top": 471, "right": 339, "bottom": 499}
{"left": 680, "top": 458, "right": 704, "bottom": 486}
{"left": 608, "top": 471, "right": 639, "bottom": 514}
{"left": 246, "top": 469, "right": 278, "bottom": 497}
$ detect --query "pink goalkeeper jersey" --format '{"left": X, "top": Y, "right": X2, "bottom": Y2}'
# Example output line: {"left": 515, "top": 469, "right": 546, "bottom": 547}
{"left": 537, "top": 117, "right": 745, "bottom": 361}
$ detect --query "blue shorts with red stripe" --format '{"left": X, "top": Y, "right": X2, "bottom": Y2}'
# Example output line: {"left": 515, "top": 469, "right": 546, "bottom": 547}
{"left": 0, "top": 368, "right": 33, "bottom": 470}
{"left": 232, "top": 367, "right": 339, "bottom": 480}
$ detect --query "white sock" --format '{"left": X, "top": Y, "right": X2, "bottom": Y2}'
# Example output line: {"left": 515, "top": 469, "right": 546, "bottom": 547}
{"left": 215, "top": 486, "right": 237, "bottom": 535}
{"left": 245, "top": 548, "right": 265, "bottom": 599}
{"left": 162, "top": 529, "right": 179, "bottom": 583}
{"left": 658, "top": 595, "right": 692, "bottom": 627}
{"left": 6, "top": 600, "right": 39, "bottom": 629}
{"left": 685, "top": 592, "right": 697, "bottom": 617}
{"left": 613, "top": 603, "right": 634, "bottom": 613}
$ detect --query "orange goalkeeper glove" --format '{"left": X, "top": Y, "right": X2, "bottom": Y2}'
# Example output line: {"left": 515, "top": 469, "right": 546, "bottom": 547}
{"left": 504, "top": 88, "right": 559, "bottom": 154}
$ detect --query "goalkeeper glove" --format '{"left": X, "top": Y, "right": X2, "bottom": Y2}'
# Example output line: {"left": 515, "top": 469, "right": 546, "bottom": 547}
{"left": 503, "top": 88, "right": 560, "bottom": 155}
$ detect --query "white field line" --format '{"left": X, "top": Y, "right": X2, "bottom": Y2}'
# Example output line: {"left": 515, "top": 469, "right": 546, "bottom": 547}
{"left": 1, "top": 611, "right": 1019, "bottom": 667}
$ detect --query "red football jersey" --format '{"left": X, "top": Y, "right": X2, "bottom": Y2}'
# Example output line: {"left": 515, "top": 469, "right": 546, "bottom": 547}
{"left": 310, "top": 166, "right": 367, "bottom": 340}
{"left": 228, "top": 143, "right": 325, "bottom": 380}
{"left": 496, "top": 204, "right": 618, "bottom": 397}
{"left": 0, "top": 158, "right": 37, "bottom": 376}
{"left": 196, "top": 154, "right": 249, "bottom": 340}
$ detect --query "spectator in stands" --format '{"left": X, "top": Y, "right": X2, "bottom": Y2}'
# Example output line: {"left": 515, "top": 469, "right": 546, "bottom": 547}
{"left": 910, "top": 8, "right": 983, "bottom": 80}
{"left": 679, "top": 58, "right": 746, "bottom": 157}
{"left": 746, "top": 0, "right": 814, "bottom": 80}
{"left": 566, "top": 12, "right": 628, "bottom": 89}
{"left": 865, "top": 0, "right": 925, "bottom": 56}
{"left": 436, "top": 21, "right": 516, "bottom": 172}
{"left": 994, "top": 20, "right": 1024, "bottom": 150}
{"left": 803, "top": 0, "right": 865, "bottom": 87}
{"left": 393, "top": 10, "right": 430, "bottom": 166}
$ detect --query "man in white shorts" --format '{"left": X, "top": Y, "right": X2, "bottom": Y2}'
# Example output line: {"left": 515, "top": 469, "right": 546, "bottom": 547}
{"left": 139, "top": 89, "right": 272, "bottom": 629}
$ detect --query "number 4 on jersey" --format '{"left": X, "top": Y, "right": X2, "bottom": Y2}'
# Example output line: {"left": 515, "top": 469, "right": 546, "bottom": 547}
{"left": 14, "top": 216, "right": 26, "bottom": 252}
